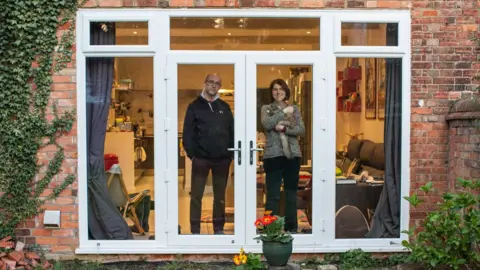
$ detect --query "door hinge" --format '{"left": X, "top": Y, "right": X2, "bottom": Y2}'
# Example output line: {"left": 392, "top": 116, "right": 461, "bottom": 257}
{"left": 164, "top": 169, "right": 170, "bottom": 183}
{"left": 163, "top": 67, "right": 169, "bottom": 81}
{"left": 321, "top": 219, "right": 326, "bottom": 232}
{"left": 164, "top": 222, "right": 169, "bottom": 233}
{"left": 320, "top": 117, "right": 327, "bottom": 131}
{"left": 164, "top": 118, "right": 170, "bottom": 131}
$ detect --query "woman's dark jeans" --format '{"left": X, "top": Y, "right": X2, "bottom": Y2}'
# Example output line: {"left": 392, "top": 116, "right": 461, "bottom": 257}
{"left": 263, "top": 156, "right": 301, "bottom": 232}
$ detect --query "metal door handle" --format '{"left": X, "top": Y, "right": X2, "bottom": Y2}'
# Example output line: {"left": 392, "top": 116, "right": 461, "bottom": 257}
{"left": 249, "top": 141, "right": 263, "bottom": 165}
{"left": 227, "top": 141, "right": 242, "bottom": 165}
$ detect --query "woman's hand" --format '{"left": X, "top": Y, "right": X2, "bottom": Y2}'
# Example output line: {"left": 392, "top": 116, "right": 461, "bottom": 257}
{"left": 275, "top": 124, "right": 285, "bottom": 131}
{"left": 283, "top": 106, "right": 294, "bottom": 114}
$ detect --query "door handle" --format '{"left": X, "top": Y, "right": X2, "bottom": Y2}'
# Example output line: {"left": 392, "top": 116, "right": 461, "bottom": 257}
{"left": 227, "top": 141, "right": 242, "bottom": 165}
{"left": 249, "top": 140, "right": 263, "bottom": 165}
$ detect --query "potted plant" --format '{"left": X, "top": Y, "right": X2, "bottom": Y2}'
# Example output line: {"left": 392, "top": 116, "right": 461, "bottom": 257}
{"left": 254, "top": 211, "right": 294, "bottom": 266}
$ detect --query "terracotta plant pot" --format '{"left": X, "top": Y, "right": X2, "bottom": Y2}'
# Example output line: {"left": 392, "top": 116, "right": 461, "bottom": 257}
{"left": 262, "top": 240, "right": 293, "bottom": 266}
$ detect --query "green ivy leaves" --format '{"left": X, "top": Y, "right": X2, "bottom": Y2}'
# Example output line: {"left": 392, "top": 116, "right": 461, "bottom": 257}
{"left": 0, "top": 0, "right": 83, "bottom": 239}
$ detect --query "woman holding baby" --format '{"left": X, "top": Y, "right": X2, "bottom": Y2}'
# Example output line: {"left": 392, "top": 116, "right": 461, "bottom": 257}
{"left": 260, "top": 78, "right": 305, "bottom": 233}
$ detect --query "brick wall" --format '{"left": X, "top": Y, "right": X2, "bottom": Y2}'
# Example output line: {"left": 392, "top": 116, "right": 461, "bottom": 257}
{"left": 26, "top": 0, "right": 479, "bottom": 257}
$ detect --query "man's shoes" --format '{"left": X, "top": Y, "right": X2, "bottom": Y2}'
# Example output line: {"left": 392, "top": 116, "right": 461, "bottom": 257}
{"left": 214, "top": 231, "right": 225, "bottom": 235}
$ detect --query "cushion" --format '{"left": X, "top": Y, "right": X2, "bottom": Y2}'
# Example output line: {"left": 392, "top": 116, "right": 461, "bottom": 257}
{"left": 370, "top": 143, "right": 385, "bottom": 170}
{"left": 347, "top": 139, "right": 363, "bottom": 161}
{"left": 359, "top": 140, "right": 376, "bottom": 165}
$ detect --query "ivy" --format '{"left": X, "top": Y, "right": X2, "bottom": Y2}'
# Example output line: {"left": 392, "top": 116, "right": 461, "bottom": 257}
{"left": 0, "top": 0, "right": 85, "bottom": 238}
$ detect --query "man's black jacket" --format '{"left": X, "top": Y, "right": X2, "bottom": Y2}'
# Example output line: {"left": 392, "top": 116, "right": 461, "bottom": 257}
{"left": 182, "top": 95, "right": 234, "bottom": 160}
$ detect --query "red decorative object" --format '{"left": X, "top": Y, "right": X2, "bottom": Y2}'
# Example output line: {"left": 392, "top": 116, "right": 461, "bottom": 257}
{"left": 104, "top": 153, "right": 119, "bottom": 171}
{"left": 343, "top": 66, "right": 362, "bottom": 80}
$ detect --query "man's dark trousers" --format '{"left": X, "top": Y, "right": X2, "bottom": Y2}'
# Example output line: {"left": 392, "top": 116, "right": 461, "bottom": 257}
{"left": 190, "top": 157, "right": 231, "bottom": 234}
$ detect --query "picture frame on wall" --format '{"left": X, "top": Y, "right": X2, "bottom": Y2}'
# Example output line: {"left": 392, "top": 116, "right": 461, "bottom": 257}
{"left": 377, "top": 58, "right": 386, "bottom": 120}
{"left": 365, "top": 58, "right": 376, "bottom": 119}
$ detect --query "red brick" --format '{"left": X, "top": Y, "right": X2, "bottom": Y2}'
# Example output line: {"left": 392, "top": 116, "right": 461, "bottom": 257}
{"left": 205, "top": 0, "right": 226, "bottom": 6}
{"left": 275, "top": 0, "right": 300, "bottom": 7}
{"left": 7, "top": 251, "right": 23, "bottom": 262}
{"left": 301, "top": 0, "right": 324, "bottom": 8}
{"left": 170, "top": 0, "right": 194, "bottom": 6}
{"left": 255, "top": 0, "right": 275, "bottom": 7}
{"left": 98, "top": 0, "right": 122, "bottom": 7}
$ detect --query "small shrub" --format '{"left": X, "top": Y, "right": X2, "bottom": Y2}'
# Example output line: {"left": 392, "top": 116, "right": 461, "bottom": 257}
{"left": 402, "top": 178, "right": 480, "bottom": 269}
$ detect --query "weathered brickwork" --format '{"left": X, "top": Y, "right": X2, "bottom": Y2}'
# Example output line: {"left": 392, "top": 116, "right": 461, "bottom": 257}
{"left": 25, "top": 0, "right": 479, "bottom": 257}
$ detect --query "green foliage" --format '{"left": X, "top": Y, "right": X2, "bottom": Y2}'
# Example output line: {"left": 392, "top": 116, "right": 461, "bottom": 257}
{"left": 402, "top": 178, "right": 480, "bottom": 269}
{"left": 337, "top": 249, "right": 378, "bottom": 269}
{"left": 254, "top": 215, "right": 293, "bottom": 243}
{"left": 0, "top": 0, "right": 85, "bottom": 238}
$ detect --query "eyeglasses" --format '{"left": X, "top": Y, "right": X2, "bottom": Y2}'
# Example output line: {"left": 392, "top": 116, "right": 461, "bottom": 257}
{"left": 205, "top": 80, "right": 221, "bottom": 87}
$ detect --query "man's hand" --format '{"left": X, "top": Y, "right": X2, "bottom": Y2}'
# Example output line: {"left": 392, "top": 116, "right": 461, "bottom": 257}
{"left": 283, "top": 106, "right": 294, "bottom": 114}
{"left": 275, "top": 124, "right": 285, "bottom": 131}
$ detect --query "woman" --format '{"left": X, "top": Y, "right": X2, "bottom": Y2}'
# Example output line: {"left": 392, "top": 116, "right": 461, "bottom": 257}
{"left": 261, "top": 78, "right": 305, "bottom": 233}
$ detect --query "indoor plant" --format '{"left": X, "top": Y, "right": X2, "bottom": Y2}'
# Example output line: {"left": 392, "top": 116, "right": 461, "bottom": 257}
{"left": 254, "top": 211, "right": 294, "bottom": 266}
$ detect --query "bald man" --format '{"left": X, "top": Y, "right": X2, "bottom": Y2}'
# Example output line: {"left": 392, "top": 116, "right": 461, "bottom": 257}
{"left": 182, "top": 74, "right": 234, "bottom": 235}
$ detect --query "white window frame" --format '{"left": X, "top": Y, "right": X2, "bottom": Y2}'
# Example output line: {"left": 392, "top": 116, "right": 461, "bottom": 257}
{"left": 75, "top": 8, "right": 411, "bottom": 254}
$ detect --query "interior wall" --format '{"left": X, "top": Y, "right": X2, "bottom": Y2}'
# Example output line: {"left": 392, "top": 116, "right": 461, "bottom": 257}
{"left": 336, "top": 58, "right": 385, "bottom": 151}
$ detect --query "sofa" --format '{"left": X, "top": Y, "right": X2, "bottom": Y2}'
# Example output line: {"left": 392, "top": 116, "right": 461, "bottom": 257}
{"left": 339, "top": 138, "right": 385, "bottom": 178}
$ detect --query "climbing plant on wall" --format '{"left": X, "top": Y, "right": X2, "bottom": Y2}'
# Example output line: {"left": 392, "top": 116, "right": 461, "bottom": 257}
{"left": 0, "top": 0, "right": 85, "bottom": 238}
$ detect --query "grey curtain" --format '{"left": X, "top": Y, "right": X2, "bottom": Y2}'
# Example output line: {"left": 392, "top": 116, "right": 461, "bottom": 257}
{"left": 366, "top": 23, "right": 402, "bottom": 238}
{"left": 87, "top": 23, "right": 133, "bottom": 240}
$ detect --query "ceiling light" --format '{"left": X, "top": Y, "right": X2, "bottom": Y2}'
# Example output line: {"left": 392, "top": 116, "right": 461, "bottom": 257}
{"left": 281, "top": 48, "right": 284, "bottom": 50}
{"left": 306, "top": 31, "right": 311, "bottom": 34}
{"left": 227, "top": 32, "right": 231, "bottom": 36}
{"left": 133, "top": 31, "right": 138, "bottom": 35}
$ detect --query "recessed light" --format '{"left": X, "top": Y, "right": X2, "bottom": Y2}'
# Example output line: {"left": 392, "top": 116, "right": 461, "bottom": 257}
{"left": 133, "top": 31, "right": 138, "bottom": 35}
{"left": 281, "top": 48, "right": 284, "bottom": 50}
{"left": 306, "top": 31, "right": 311, "bottom": 34}
{"left": 227, "top": 32, "right": 231, "bottom": 36}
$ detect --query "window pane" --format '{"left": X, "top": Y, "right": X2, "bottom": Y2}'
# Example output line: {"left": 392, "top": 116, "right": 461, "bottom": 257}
{"left": 86, "top": 57, "right": 154, "bottom": 240}
{"left": 90, "top": 22, "right": 148, "bottom": 45}
{"left": 335, "top": 57, "right": 402, "bottom": 239}
{"left": 178, "top": 65, "right": 235, "bottom": 235}
{"left": 256, "top": 65, "right": 313, "bottom": 234}
{"left": 341, "top": 23, "right": 398, "bottom": 46}
{"left": 170, "top": 18, "right": 320, "bottom": 50}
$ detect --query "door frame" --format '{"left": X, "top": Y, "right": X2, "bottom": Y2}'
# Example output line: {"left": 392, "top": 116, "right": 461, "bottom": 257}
{"left": 165, "top": 52, "right": 247, "bottom": 246}
{"left": 76, "top": 8, "right": 411, "bottom": 254}
{"left": 244, "top": 52, "right": 330, "bottom": 247}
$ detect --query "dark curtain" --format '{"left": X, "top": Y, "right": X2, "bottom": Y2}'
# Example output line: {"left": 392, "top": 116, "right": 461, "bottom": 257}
{"left": 87, "top": 23, "right": 133, "bottom": 240}
{"left": 366, "top": 24, "right": 402, "bottom": 238}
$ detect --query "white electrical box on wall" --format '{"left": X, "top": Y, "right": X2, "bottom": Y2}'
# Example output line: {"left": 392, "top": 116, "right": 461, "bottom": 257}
{"left": 43, "top": 210, "right": 61, "bottom": 228}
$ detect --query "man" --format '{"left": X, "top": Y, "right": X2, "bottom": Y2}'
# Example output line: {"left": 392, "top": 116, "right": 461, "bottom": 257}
{"left": 182, "top": 74, "right": 234, "bottom": 235}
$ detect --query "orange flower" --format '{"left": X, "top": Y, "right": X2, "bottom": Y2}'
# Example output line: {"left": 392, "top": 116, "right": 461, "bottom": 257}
{"left": 264, "top": 210, "right": 272, "bottom": 215}
{"left": 254, "top": 219, "right": 263, "bottom": 227}
{"left": 233, "top": 255, "right": 241, "bottom": 266}
{"left": 262, "top": 216, "right": 275, "bottom": 225}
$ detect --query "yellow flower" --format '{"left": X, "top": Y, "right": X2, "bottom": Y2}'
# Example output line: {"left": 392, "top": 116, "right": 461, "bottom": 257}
{"left": 264, "top": 210, "right": 272, "bottom": 215}
{"left": 233, "top": 255, "right": 241, "bottom": 266}
{"left": 240, "top": 254, "right": 247, "bottom": 264}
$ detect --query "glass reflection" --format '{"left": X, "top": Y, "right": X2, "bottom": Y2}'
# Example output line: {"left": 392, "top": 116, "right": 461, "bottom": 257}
{"left": 170, "top": 18, "right": 320, "bottom": 50}
{"left": 86, "top": 57, "right": 155, "bottom": 240}
{"left": 335, "top": 57, "right": 402, "bottom": 239}
{"left": 256, "top": 65, "right": 313, "bottom": 234}
{"left": 341, "top": 23, "right": 398, "bottom": 46}
{"left": 89, "top": 22, "right": 148, "bottom": 45}
{"left": 178, "top": 65, "right": 235, "bottom": 235}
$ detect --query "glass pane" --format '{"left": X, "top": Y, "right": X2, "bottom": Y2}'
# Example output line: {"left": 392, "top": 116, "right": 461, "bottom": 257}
{"left": 86, "top": 57, "right": 155, "bottom": 240}
{"left": 341, "top": 23, "right": 398, "bottom": 46}
{"left": 256, "top": 65, "right": 313, "bottom": 234}
{"left": 335, "top": 57, "right": 402, "bottom": 239}
{"left": 178, "top": 65, "right": 235, "bottom": 235}
{"left": 90, "top": 22, "right": 148, "bottom": 45}
{"left": 170, "top": 18, "right": 320, "bottom": 50}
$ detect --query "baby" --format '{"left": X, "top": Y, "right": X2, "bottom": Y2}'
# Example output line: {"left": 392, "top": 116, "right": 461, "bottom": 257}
{"left": 267, "top": 103, "right": 296, "bottom": 159}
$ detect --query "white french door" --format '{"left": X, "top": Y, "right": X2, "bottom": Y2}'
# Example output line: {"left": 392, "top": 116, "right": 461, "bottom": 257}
{"left": 165, "top": 52, "right": 247, "bottom": 246}
{"left": 165, "top": 52, "right": 331, "bottom": 248}
{"left": 245, "top": 53, "right": 331, "bottom": 247}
